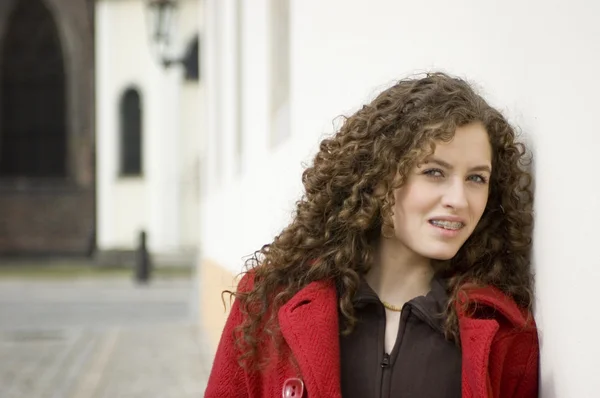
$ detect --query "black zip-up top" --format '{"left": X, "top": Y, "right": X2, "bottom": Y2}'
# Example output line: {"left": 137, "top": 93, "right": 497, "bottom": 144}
{"left": 339, "top": 278, "right": 461, "bottom": 398}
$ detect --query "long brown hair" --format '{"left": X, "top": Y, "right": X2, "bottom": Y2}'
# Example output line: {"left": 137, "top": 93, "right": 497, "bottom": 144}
{"left": 228, "top": 72, "right": 533, "bottom": 368}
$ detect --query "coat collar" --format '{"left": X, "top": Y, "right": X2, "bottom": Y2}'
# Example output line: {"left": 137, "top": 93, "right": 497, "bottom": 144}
{"left": 351, "top": 276, "right": 450, "bottom": 334}
{"left": 456, "top": 283, "right": 532, "bottom": 328}
{"left": 278, "top": 280, "right": 342, "bottom": 398}
{"left": 277, "top": 279, "right": 531, "bottom": 398}
{"left": 456, "top": 284, "right": 534, "bottom": 398}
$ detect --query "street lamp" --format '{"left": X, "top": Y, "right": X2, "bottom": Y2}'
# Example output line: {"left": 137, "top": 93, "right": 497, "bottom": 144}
{"left": 146, "top": 0, "right": 199, "bottom": 81}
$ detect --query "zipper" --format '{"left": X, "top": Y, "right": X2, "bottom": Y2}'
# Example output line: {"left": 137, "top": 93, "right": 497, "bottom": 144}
{"left": 379, "top": 304, "right": 410, "bottom": 398}
{"left": 380, "top": 352, "right": 391, "bottom": 398}
{"left": 378, "top": 303, "right": 390, "bottom": 398}
{"left": 381, "top": 353, "right": 390, "bottom": 368}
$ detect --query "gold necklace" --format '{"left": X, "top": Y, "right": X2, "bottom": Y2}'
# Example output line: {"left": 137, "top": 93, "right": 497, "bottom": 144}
{"left": 381, "top": 301, "right": 402, "bottom": 312}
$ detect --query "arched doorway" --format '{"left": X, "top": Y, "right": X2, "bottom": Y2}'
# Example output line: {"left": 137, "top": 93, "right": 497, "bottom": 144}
{"left": 0, "top": 0, "right": 95, "bottom": 255}
{"left": 0, "top": 0, "right": 67, "bottom": 178}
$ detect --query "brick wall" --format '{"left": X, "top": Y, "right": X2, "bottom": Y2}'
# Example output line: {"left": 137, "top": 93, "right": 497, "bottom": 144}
{"left": 0, "top": 186, "right": 94, "bottom": 254}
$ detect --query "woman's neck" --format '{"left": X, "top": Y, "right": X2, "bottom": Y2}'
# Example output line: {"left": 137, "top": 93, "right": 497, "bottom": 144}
{"left": 365, "top": 238, "right": 435, "bottom": 307}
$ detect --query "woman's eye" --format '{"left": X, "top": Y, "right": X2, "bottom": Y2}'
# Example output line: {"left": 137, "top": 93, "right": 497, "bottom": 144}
{"left": 423, "top": 168, "right": 444, "bottom": 178}
{"left": 468, "top": 174, "right": 488, "bottom": 184}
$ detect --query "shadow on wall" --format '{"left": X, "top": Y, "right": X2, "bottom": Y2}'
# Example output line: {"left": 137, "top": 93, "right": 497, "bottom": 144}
{"left": 540, "top": 369, "right": 555, "bottom": 398}
{"left": 520, "top": 114, "right": 547, "bottom": 398}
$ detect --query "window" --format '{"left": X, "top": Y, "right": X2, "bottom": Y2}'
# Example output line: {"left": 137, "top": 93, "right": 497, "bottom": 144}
{"left": 0, "top": 0, "right": 67, "bottom": 178}
{"left": 119, "top": 88, "right": 143, "bottom": 176}
{"left": 182, "top": 35, "right": 200, "bottom": 82}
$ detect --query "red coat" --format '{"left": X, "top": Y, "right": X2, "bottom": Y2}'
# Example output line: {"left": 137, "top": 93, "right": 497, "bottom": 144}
{"left": 205, "top": 277, "right": 539, "bottom": 398}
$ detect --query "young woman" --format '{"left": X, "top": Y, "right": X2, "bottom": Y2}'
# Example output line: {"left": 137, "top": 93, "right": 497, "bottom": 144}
{"left": 205, "top": 73, "right": 539, "bottom": 398}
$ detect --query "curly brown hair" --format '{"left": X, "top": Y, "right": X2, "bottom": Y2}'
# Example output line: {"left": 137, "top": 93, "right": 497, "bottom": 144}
{"left": 228, "top": 72, "right": 534, "bottom": 368}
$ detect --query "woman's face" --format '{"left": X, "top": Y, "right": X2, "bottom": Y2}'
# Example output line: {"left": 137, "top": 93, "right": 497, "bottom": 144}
{"left": 391, "top": 122, "right": 492, "bottom": 260}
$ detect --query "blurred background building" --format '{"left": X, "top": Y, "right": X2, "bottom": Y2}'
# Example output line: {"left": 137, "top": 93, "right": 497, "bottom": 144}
{"left": 95, "top": 0, "right": 202, "bottom": 267}
{"left": 0, "top": 2, "right": 210, "bottom": 396}
{"left": 0, "top": 0, "right": 95, "bottom": 255}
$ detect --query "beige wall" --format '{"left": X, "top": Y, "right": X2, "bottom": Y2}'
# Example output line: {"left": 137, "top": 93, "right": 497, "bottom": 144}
{"left": 199, "top": 258, "right": 238, "bottom": 355}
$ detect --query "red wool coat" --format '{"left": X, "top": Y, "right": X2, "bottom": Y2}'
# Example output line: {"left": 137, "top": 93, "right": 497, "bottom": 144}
{"left": 205, "top": 277, "right": 539, "bottom": 398}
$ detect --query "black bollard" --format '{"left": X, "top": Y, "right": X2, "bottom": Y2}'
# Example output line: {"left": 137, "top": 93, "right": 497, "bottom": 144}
{"left": 135, "top": 230, "right": 152, "bottom": 283}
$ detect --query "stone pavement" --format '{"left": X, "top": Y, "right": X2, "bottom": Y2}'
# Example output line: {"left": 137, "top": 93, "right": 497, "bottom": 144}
{"left": 0, "top": 277, "right": 214, "bottom": 398}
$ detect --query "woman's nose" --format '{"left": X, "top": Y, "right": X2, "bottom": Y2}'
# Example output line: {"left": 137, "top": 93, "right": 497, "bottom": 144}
{"left": 441, "top": 180, "right": 468, "bottom": 210}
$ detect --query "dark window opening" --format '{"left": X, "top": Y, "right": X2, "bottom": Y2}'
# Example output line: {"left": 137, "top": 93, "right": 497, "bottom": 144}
{"left": 183, "top": 35, "right": 200, "bottom": 82}
{"left": 0, "top": 0, "right": 67, "bottom": 178}
{"left": 120, "top": 88, "right": 143, "bottom": 176}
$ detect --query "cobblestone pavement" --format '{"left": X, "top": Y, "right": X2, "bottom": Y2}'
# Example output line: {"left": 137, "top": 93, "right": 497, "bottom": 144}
{"left": 0, "top": 277, "right": 213, "bottom": 398}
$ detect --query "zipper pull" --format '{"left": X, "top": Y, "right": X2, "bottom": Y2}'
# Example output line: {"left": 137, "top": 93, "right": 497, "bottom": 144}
{"left": 381, "top": 353, "right": 390, "bottom": 368}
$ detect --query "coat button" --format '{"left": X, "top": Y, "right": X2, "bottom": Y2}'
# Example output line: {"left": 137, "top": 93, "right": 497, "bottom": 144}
{"left": 282, "top": 378, "right": 304, "bottom": 398}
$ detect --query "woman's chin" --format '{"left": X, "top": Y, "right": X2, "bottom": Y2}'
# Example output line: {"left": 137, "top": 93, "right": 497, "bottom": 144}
{"left": 423, "top": 247, "right": 461, "bottom": 261}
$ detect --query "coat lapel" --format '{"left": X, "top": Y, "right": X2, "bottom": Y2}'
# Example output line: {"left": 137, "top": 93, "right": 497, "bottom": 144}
{"left": 277, "top": 281, "right": 530, "bottom": 398}
{"left": 459, "top": 316, "right": 498, "bottom": 398}
{"left": 278, "top": 281, "right": 342, "bottom": 398}
{"left": 457, "top": 284, "right": 531, "bottom": 398}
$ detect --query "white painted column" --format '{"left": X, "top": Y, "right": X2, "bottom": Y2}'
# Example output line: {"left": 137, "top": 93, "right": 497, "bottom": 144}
{"left": 95, "top": 0, "right": 116, "bottom": 248}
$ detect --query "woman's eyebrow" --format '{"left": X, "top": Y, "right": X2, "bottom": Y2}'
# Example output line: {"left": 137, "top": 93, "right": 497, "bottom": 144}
{"left": 424, "top": 158, "right": 492, "bottom": 173}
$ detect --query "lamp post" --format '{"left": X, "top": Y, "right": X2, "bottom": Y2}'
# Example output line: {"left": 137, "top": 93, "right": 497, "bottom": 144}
{"left": 146, "top": 0, "right": 199, "bottom": 80}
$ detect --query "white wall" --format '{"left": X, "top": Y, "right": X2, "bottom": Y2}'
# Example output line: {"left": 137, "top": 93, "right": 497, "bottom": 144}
{"left": 177, "top": 1, "right": 203, "bottom": 251}
{"left": 180, "top": 82, "right": 203, "bottom": 249}
{"left": 201, "top": 0, "right": 299, "bottom": 271}
{"left": 96, "top": 0, "right": 200, "bottom": 256}
{"left": 201, "top": 1, "right": 600, "bottom": 395}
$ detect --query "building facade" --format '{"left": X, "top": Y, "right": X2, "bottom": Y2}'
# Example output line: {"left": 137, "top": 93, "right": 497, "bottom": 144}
{"left": 95, "top": 0, "right": 203, "bottom": 266}
{"left": 0, "top": 0, "right": 95, "bottom": 255}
